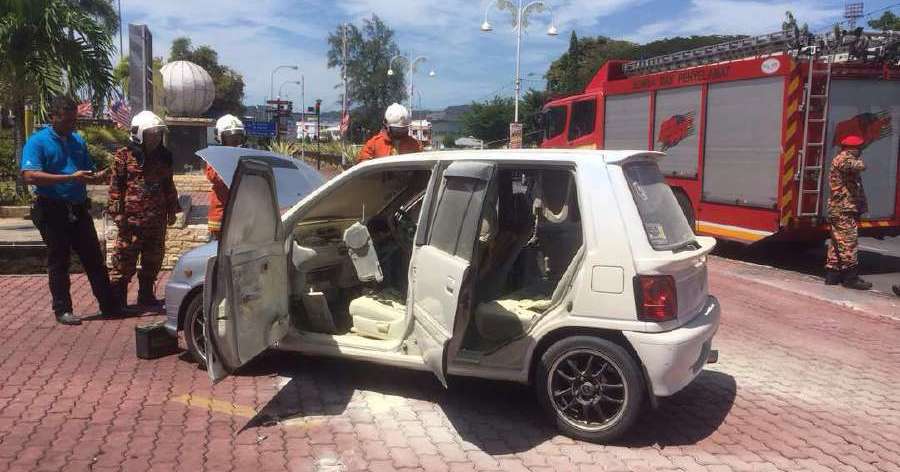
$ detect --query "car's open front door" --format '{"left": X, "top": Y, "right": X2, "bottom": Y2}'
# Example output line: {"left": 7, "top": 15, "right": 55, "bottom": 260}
{"left": 411, "top": 161, "right": 495, "bottom": 386}
{"left": 205, "top": 159, "right": 290, "bottom": 382}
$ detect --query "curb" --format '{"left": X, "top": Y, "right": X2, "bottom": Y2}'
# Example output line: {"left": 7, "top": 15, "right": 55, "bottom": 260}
{"left": 710, "top": 256, "right": 900, "bottom": 322}
{"left": 0, "top": 206, "right": 30, "bottom": 219}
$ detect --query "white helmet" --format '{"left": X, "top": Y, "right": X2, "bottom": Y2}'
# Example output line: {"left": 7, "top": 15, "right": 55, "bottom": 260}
{"left": 384, "top": 103, "right": 410, "bottom": 128}
{"left": 215, "top": 114, "right": 245, "bottom": 142}
{"left": 130, "top": 110, "right": 167, "bottom": 144}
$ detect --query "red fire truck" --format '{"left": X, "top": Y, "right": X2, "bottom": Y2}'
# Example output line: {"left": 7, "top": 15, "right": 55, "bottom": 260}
{"left": 542, "top": 29, "right": 900, "bottom": 244}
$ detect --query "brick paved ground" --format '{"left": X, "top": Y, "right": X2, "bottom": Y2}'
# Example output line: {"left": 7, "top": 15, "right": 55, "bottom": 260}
{"left": 1, "top": 258, "right": 899, "bottom": 472}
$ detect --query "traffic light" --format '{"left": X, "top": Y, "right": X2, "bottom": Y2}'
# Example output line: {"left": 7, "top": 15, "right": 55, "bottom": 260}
{"left": 314, "top": 99, "right": 321, "bottom": 115}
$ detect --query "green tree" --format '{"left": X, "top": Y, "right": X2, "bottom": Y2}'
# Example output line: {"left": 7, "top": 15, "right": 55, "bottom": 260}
{"left": 0, "top": 0, "right": 115, "bottom": 161}
{"left": 546, "top": 34, "right": 746, "bottom": 95}
{"left": 113, "top": 55, "right": 167, "bottom": 115}
{"left": 461, "top": 89, "right": 547, "bottom": 148}
{"left": 327, "top": 15, "right": 407, "bottom": 143}
{"left": 868, "top": 11, "right": 900, "bottom": 31}
{"left": 168, "top": 37, "right": 246, "bottom": 117}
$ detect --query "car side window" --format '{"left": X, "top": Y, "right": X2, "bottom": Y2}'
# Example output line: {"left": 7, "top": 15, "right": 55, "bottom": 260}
{"left": 427, "top": 176, "right": 488, "bottom": 260}
{"left": 224, "top": 173, "right": 278, "bottom": 249}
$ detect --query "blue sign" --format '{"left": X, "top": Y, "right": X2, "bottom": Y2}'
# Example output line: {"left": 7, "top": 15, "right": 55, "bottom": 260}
{"left": 244, "top": 120, "right": 277, "bottom": 138}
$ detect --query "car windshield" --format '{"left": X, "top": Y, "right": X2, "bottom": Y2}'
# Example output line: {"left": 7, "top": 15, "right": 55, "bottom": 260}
{"left": 623, "top": 161, "right": 695, "bottom": 251}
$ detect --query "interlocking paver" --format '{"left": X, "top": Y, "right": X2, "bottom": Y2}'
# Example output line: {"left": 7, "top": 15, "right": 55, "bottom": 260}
{"left": 0, "top": 261, "right": 898, "bottom": 471}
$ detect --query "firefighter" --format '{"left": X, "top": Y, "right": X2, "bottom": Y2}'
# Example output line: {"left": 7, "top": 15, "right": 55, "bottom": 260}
{"left": 107, "top": 111, "right": 180, "bottom": 307}
{"left": 357, "top": 103, "right": 421, "bottom": 162}
{"left": 206, "top": 114, "right": 245, "bottom": 239}
{"left": 824, "top": 135, "right": 871, "bottom": 290}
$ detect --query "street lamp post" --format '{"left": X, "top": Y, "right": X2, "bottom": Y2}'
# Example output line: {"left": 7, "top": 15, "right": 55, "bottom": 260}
{"left": 270, "top": 65, "right": 299, "bottom": 102}
{"left": 278, "top": 80, "right": 302, "bottom": 99}
{"left": 481, "top": 0, "right": 558, "bottom": 124}
{"left": 387, "top": 54, "right": 435, "bottom": 118}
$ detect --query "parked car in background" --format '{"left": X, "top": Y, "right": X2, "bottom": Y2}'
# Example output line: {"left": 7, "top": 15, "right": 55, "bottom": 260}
{"left": 203, "top": 149, "right": 720, "bottom": 442}
{"left": 164, "top": 147, "right": 324, "bottom": 365}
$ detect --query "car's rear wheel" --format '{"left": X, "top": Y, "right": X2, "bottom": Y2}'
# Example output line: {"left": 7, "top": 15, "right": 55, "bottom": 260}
{"left": 182, "top": 292, "right": 207, "bottom": 367}
{"left": 535, "top": 336, "right": 644, "bottom": 443}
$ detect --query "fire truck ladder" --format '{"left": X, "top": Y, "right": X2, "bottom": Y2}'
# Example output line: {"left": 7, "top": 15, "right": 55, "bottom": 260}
{"left": 796, "top": 53, "right": 833, "bottom": 218}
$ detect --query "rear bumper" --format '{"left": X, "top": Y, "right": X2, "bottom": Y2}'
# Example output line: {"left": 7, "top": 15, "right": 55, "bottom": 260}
{"left": 623, "top": 295, "right": 720, "bottom": 397}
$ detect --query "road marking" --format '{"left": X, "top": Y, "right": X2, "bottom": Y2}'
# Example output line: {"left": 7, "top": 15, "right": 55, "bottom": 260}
{"left": 172, "top": 394, "right": 257, "bottom": 418}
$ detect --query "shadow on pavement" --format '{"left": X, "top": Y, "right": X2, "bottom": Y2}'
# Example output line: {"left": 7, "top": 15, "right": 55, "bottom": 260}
{"left": 713, "top": 239, "right": 900, "bottom": 279}
{"left": 233, "top": 352, "right": 736, "bottom": 452}
{"left": 618, "top": 370, "right": 737, "bottom": 448}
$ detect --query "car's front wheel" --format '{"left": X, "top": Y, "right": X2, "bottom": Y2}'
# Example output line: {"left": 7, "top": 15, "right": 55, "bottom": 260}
{"left": 535, "top": 336, "right": 645, "bottom": 443}
{"left": 182, "top": 292, "right": 207, "bottom": 367}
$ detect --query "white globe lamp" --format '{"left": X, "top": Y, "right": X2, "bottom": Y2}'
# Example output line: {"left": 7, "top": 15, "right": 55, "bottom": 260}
{"left": 160, "top": 60, "right": 216, "bottom": 117}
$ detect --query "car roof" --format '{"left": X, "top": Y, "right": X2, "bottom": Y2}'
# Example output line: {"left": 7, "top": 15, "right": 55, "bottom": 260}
{"left": 352, "top": 149, "right": 665, "bottom": 167}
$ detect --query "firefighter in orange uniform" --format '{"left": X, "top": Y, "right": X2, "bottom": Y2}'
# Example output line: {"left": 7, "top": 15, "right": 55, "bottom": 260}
{"left": 205, "top": 115, "right": 246, "bottom": 239}
{"left": 357, "top": 103, "right": 421, "bottom": 163}
{"left": 824, "top": 135, "right": 871, "bottom": 290}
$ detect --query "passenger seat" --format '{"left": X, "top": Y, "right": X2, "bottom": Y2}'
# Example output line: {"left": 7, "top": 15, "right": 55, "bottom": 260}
{"left": 349, "top": 288, "right": 407, "bottom": 340}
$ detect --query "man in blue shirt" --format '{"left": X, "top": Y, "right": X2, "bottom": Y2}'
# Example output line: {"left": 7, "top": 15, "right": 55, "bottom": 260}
{"left": 20, "top": 95, "right": 120, "bottom": 325}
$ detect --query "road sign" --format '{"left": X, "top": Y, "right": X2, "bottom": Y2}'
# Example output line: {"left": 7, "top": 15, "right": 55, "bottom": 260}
{"left": 509, "top": 122, "right": 523, "bottom": 149}
{"left": 244, "top": 120, "right": 277, "bottom": 138}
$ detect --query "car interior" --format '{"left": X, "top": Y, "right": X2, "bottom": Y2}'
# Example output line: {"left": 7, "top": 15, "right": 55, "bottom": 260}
{"left": 286, "top": 164, "right": 584, "bottom": 354}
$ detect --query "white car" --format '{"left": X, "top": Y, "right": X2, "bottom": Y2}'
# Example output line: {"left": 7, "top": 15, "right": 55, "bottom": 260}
{"left": 204, "top": 149, "right": 720, "bottom": 442}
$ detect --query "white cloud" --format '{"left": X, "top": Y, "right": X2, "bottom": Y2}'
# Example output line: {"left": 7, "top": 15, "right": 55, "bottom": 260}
{"left": 628, "top": 0, "right": 843, "bottom": 43}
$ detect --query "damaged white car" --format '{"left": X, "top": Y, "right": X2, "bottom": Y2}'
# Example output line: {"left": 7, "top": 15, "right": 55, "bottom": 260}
{"left": 204, "top": 149, "right": 720, "bottom": 442}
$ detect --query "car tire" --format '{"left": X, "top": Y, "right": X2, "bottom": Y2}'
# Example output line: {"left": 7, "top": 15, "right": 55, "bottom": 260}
{"left": 673, "top": 189, "right": 696, "bottom": 231}
{"left": 182, "top": 291, "right": 207, "bottom": 368}
{"left": 535, "top": 336, "right": 645, "bottom": 443}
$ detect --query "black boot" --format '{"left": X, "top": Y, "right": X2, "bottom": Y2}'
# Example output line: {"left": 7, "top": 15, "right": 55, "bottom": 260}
{"left": 893, "top": 285, "right": 900, "bottom": 297}
{"left": 110, "top": 279, "right": 129, "bottom": 310}
{"left": 55, "top": 312, "right": 82, "bottom": 326}
{"left": 137, "top": 279, "right": 162, "bottom": 306}
{"left": 841, "top": 267, "right": 873, "bottom": 291}
{"left": 824, "top": 270, "right": 843, "bottom": 285}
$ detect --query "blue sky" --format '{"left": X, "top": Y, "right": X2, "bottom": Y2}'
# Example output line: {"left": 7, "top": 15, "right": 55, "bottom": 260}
{"left": 120, "top": 0, "right": 899, "bottom": 112}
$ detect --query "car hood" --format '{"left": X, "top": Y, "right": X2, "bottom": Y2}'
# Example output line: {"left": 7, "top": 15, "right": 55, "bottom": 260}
{"left": 196, "top": 146, "right": 325, "bottom": 210}
{"left": 179, "top": 240, "right": 218, "bottom": 262}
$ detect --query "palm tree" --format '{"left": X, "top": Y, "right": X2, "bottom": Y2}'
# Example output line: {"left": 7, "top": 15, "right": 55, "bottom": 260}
{"left": 0, "top": 0, "right": 115, "bottom": 161}
{"left": 65, "top": 0, "right": 119, "bottom": 34}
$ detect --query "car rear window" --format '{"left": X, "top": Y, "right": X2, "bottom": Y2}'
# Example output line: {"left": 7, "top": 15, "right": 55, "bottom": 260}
{"left": 623, "top": 161, "right": 695, "bottom": 251}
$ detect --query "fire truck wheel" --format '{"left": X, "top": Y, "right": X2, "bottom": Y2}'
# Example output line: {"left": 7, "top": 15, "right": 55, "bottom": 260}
{"left": 673, "top": 189, "right": 696, "bottom": 231}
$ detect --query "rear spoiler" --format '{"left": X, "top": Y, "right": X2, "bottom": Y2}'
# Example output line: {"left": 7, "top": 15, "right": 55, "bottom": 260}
{"left": 604, "top": 151, "right": 666, "bottom": 165}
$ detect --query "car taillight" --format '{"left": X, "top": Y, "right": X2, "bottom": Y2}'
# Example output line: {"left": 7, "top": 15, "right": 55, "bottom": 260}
{"left": 636, "top": 275, "right": 677, "bottom": 322}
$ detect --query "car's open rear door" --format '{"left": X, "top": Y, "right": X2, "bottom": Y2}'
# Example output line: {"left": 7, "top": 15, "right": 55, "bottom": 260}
{"left": 410, "top": 161, "right": 495, "bottom": 386}
{"left": 205, "top": 159, "right": 290, "bottom": 383}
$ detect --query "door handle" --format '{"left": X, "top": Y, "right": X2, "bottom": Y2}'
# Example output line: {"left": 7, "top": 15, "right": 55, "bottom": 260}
{"left": 445, "top": 276, "right": 456, "bottom": 295}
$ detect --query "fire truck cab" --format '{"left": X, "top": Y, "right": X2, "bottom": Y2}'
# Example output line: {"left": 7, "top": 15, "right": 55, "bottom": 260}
{"left": 542, "top": 29, "right": 900, "bottom": 244}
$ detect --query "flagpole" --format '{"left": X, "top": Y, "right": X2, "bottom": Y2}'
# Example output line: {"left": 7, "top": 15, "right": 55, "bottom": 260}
{"left": 118, "top": 0, "right": 124, "bottom": 60}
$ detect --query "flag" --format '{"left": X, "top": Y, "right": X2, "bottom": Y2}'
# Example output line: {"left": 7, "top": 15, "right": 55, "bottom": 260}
{"left": 108, "top": 99, "right": 131, "bottom": 129}
{"left": 339, "top": 110, "right": 350, "bottom": 135}
{"left": 77, "top": 100, "right": 93, "bottom": 118}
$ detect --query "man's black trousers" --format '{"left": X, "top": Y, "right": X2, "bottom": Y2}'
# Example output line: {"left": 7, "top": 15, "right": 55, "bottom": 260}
{"left": 32, "top": 197, "right": 114, "bottom": 315}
